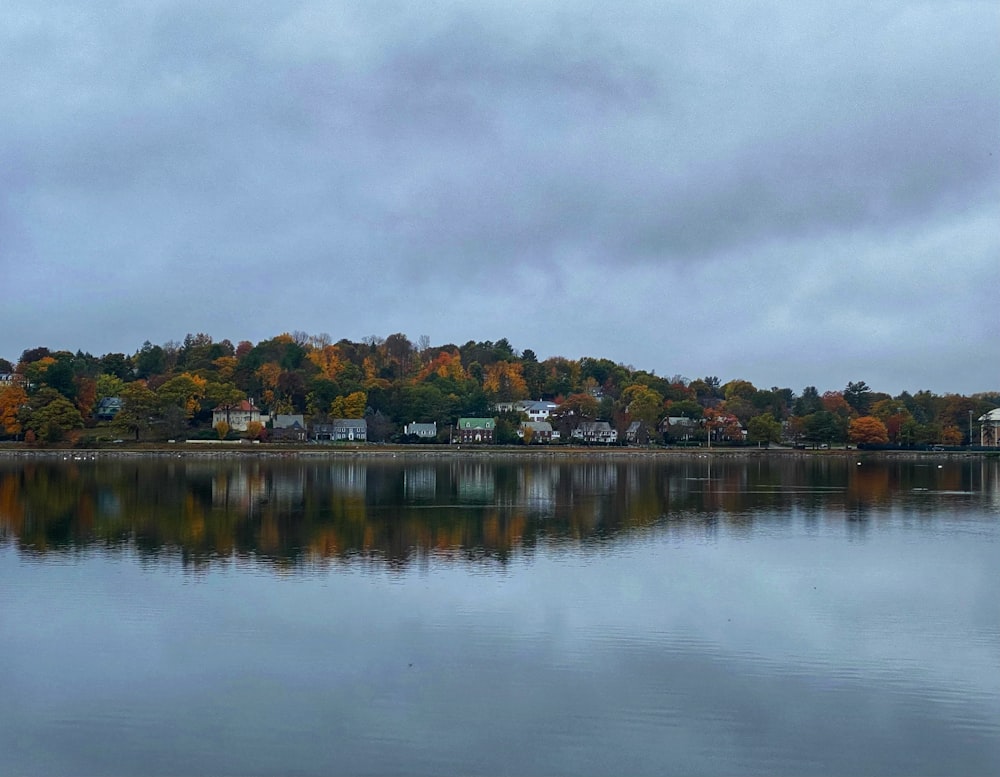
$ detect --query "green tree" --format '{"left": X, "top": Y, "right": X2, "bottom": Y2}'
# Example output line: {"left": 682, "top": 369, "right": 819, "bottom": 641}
{"left": 622, "top": 384, "right": 663, "bottom": 427}
{"left": 113, "top": 382, "right": 159, "bottom": 441}
{"left": 27, "top": 396, "right": 84, "bottom": 442}
{"left": 793, "top": 386, "right": 823, "bottom": 416}
{"left": 747, "top": 413, "right": 783, "bottom": 444}
{"left": 804, "top": 411, "right": 847, "bottom": 446}
{"left": 844, "top": 381, "right": 874, "bottom": 415}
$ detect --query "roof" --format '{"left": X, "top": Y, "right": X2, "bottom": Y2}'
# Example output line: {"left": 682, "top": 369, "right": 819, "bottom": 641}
{"left": 520, "top": 421, "right": 553, "bottom": 432}
{"left": 576, "top": 421, "right": 613, "bottom": 432}
{"left": 213, "top": 399, "right": 257, "bottom": 412}
{"left": 980, "top": 409, "right": 1000, "bottom": 422}
{"left": 458, "top": 418, "right": 494, "bottom": 429}
{"left": 332, "top": 418, "right": 367, "bottom": 428}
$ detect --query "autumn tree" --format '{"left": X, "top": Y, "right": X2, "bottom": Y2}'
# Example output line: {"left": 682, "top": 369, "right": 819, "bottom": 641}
{"left": 848, "top": 416, "right": 889, "bottom": 445}
{"left": 622, "top": 384, "right": 664, "bottom": 428}
{"left": 95, "top": 374, "right": 126, "bottom": 402}
{"left": 483, "top": 361, "right": 528, "bottom": 403}
{"left": 74, "top": 376, "right": 97, "bottom": 417}
{"left": 306, "top": 345, "right": 344, "bottom": 382}
{"left": 25, "top": 394, "right": 85, "bottom": 442}
{"left": 821, "top": 391, "right": 853, "bottom": 419}
{"left": 0, "top": 385, "right": 28, "bottom": 438}
{"left": 215, "top": 420, "right": 231, "bottom": 440}
{"left": 157, "top": 373, "right": 207, "bottom": 419}
{"left": 331, "top": 391, "right": 367, "bottom": 419}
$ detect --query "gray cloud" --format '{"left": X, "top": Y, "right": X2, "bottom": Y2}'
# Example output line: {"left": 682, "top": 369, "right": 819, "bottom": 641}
{"left": 1, "top": 1, "right": 997, "bottom": 394}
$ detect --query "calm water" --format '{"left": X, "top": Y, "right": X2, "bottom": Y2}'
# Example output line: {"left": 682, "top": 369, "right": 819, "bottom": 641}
{"left": 1, "top": 454, "right": 999, "bottom": 776}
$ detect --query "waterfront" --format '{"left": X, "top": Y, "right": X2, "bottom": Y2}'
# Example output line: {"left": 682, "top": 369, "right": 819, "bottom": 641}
{"left": 1, "top": 456, "right": 999, "bottom": 775}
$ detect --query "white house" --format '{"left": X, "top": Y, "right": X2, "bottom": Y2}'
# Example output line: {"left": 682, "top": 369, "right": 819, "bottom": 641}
{"left": 404, "top": 421, "right": 437, "bottom": 440}
{"left": 572, "top": 421, "right": 618, "bottom": 445}
{"left": 212, "top": 399, "right": 261, "bottom": 432}
{"left": 980, "top": 409, "right": 1000, "bottom": 447}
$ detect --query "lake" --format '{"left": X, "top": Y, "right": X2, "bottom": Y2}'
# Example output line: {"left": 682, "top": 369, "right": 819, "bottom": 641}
{"left": 1, "top": 453, "right": 999, "bottom": 775}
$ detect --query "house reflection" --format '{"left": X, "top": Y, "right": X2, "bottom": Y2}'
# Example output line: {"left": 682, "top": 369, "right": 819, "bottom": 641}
{"left": 0, "top": 456, "right": 998, "bottom": 568}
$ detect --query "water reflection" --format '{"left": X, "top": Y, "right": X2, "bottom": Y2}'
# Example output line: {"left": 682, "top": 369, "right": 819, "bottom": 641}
{"left": 1, "top": 455, "right": 997, "bottom": 569}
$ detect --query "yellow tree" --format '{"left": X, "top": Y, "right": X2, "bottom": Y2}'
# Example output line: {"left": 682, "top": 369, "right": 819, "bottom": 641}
{"left": 307, "top": 345, "right": 343, "bottom": 381}
{"left": 212, "top": 355, "right": 238, "bottom": 382}
{"left": 331, "top": 391, "right": 367, "bottom": 418}
{"left": 416, "top": 350, "right": 466, "bottom": 383}
{"left": 622, "top": 384, "right": 664, "bottom": 427}
{"left": 256, "top": 362, "right": 282, "bottom": 393}
{"left": 483, "top": 361, "right": 528, "bottom": 402}
{"left": 157, "top": 372, "right": 207, "bottom": 419}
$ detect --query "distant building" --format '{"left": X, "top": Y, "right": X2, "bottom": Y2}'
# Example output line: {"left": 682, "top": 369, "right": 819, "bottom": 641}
{"left": 980, "top": 409, "right": 1000, "bottom": 447}
{"left": 94, "top": 396, "right": 122, "bottom": 421}
{"left": 403, "top": 421, "right": 437, "bottom": 440}
{"left": 625, "top": 420, "right": 650, "bottom": 445}
{"left": 518, "top": 421, "right": 558, "bottom": 443}
{"left": 455, "top": 418, "right": 495, "bottom": 444}
{"left": 271, "top": 414, "right": 307, "bottom": 442}
{"left": 572, "top": 421, "right": 618, "bottom": 445}
{"left": 660, "top": 416, "right": 699, "bottom": 443}
{"left": 314, "top": 418, "right": 367, "bottom": 442}
{"left": 212, "top": 399, "right": 260, "bottom": 432}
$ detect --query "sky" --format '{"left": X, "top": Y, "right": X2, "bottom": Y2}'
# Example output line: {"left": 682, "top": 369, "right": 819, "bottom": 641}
{"left": 2, "top": 1, "right": 998, "bottom": 396}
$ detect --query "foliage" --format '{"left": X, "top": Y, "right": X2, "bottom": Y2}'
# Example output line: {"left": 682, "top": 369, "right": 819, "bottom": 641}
{"left": 331, "top": 391, "right": 367, "bottom": 419}
{"left": 622, "top": 384, "right": 663, "bottom": 427}
{"left": 2, "top": 331, "right": 995, "bottom": 446}
{"left": 0, "top": 385, "right": 28, "bottom": 437}
{"left": 848, "top": 416, "right": 889, "bottom": 445}
{"left": 747, "top": 413, "right": 782, "bottom": 444}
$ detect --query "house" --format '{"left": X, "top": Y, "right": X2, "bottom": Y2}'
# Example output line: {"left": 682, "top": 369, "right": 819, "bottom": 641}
{"left": 625, "top": 420, "right": 651, "bottom": 445}
{"left": 980, "top": 409, "right": 1000, "bottom": 447}
{"left": 271, "top": 414, "right": 307, "bottom": 442}
{"left": 660, "top": 416, "right": 700, "bottom": 443}
{"left": 519, "top": 400, "right": 558, "bottom": 422}
{"left": 313, "top": 418, "right": 367, "bottom": 442}
{"left": 491, "top": 399, "right": 558, "bottom": 422}
{"left": 212, "top": 399, "right": 260, "bottom": 432}
{"left": 571, "top": 421, "right": 618, "bottom": 444}
{"left": 518, "top": 421, "right": 558, "bottom": 443}
{"left": 403, "top": 421, "right": 437, "bottom": 440}
{"left": 455, "top": 418, "right": 495, "bottom": 444}
{"left": 94, "top": 396, "right": 122, "bottom": 421}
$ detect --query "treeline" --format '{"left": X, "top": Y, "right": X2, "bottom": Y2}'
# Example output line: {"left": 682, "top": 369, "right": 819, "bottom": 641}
{"left": 0, "top": 331, "right": 996, "bottom": 446}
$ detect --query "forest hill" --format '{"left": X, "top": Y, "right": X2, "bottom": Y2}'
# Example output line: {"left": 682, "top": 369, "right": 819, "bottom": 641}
{"left": 0, "top": 333, "right": 996, "bottom": 447}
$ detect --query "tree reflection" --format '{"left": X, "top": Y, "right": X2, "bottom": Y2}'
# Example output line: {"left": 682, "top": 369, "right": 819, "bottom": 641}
{"left": 0, "top": 455, "right": 997, "bottom": 570}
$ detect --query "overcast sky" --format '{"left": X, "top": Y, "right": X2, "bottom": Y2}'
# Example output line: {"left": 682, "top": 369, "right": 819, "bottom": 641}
{"left": 2, "top": 1, "right": 997, "bottom": 395}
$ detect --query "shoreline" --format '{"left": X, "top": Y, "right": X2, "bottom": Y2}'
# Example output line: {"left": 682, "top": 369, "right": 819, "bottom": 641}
{"left": 0, "top": 442, "right": 991, "bottom": 461}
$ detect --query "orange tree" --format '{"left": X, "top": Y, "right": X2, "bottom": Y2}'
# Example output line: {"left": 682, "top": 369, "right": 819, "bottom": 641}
{"left": 848, "top": 415, "right": 889, "bottom": 445}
